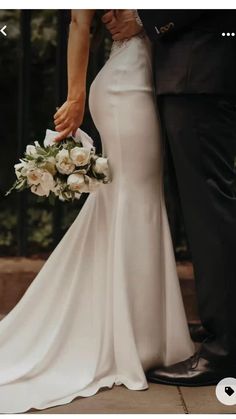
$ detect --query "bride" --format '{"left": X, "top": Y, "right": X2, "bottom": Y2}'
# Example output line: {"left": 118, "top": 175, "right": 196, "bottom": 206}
{"left": 0, "top": 10, "right": 193, "bottom": 413}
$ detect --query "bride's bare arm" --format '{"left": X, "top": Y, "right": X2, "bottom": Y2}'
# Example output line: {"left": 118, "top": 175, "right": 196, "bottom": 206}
{"left": 54, "top": 9, "right": 95, "bottom": 142}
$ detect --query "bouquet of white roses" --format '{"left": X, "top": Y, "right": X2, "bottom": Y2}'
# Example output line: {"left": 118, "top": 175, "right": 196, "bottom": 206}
{"left": 6, "top": 128, "right": 111, "bottom": 202}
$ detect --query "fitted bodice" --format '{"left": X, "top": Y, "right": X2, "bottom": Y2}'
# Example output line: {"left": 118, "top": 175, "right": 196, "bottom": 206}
{"left": 109, "top": 32, "right": 147, "bottom": 56}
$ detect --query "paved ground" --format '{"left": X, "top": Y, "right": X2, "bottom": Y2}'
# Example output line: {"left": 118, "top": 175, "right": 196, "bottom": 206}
{"left": 28, "top": 383, "right": 236, "bottom": 414}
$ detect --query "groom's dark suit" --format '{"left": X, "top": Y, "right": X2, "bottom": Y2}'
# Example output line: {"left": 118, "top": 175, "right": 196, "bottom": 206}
{"left": 138, "top": 9, "right": 236, "bottom": 380}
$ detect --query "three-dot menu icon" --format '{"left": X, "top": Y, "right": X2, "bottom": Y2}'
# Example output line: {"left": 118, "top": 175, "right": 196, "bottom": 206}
{"left": 222, "top": 32, "right": 235, "bottom": 37}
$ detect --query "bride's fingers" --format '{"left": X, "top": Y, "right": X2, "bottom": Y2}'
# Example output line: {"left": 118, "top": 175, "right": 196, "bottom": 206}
{"left": 54, "top": 103, "right": 68, "bottom": 119}
{"left": 54, "top": 110, "right": 69, "bottom": 125}
{"left": 54, "top": 108, "right": 64, "bottom": 119}
{"left": 55, "top": 121, "right": 69, "bottom": 132}
{"left": 54, "top": 114, "right": 66, "bottom": 126}
{"left": 54, "top": 120, "right": 67, "bottom": 130}
{"left": 54, "top": 127, "right": 72, "bottom": 142}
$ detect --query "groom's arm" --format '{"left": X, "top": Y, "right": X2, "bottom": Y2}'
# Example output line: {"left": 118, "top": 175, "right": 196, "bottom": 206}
{"left": 138, "top": 10, "right": 206, "bottom": 41}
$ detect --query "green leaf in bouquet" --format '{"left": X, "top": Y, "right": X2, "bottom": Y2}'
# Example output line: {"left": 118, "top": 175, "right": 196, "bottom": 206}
{"left": 35, "top": 156, "right": 45, "bottom": 163}
{"left": 5, "top": 180, "right": 19, "bottom": 196}
{"left": 64, "top": 138, "right": 83, "bottom": 151}
{"left": 5, "top": 178, "right": 28, "bottom": 196}
{"left": 15, "top": 179, "right": 26, "bottom": 189}
{"left": 48, "top": 146, "right": 60, "bottom": 157}
{"left": 40, "top": 161, "right": 57, "bottom": 176}
{"left": 34, "top": 147, "right": 47, "bottom": 156}
{"left": 25, "top": 154, "right": 36, "bottom": 161}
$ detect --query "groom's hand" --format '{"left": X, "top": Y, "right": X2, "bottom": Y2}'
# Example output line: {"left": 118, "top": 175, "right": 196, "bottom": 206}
{"left": 102, "top": 10, "right": 142, "bottom": 41}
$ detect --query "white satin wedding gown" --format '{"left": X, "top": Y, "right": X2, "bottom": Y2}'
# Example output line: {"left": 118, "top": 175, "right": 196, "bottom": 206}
{"left": 0, "top": 34, "right": 194, "bottom": 413}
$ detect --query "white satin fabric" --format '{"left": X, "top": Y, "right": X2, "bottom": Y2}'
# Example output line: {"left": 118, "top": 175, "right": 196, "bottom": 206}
{"left": 0, "top": 35, "right": 194, "bottom": 413}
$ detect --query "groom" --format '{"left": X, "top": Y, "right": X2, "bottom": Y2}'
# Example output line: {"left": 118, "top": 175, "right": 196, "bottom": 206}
{"left": 103, "top": 9, "right": 236, "bottom": 386}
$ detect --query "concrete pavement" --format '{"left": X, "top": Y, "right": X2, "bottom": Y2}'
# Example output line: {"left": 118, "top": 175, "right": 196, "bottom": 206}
{"left": 28, "top": 382, "right": 236, "bottom": 414}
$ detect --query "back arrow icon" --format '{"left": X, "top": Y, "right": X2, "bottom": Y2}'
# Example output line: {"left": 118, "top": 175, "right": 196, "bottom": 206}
{"left": 0, "top": 25, "right": 7, "bottom": 37}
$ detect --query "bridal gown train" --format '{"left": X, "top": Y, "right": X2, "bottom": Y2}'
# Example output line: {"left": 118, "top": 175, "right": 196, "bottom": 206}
{"left": 0, "top": 35, "right": 194, "bottom": 413}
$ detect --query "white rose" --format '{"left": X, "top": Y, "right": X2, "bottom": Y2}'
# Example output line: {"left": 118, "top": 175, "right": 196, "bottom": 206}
{"left": 43, "top": 172, "right": 55, "bottom": 193}
{"left": 70, "top": 147, "right": 91, "bottom": 167}
{"left": 67, "top": 173, "right": 86, "bottom": 192}
{"left": 27, "top": 168, "right": 43, "bottom": 185}
{"left": 26, "top": 145, "right": 37, "bottom": 156}
{"left": 31, "top": 183, "right": 47, "bottom": 197}
{"left": 27, "top": 169, "right": 55, "bottom": 197}
{"left": 93, "top": 157, "right": 109, "bottom": 175}
{"left": 56, "top": 149, "right": 75, "bottom": 175}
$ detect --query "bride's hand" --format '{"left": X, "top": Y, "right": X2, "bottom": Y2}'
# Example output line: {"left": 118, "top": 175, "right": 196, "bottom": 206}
{"left": 53, "top": 95, "right": 85, "bottom": 142}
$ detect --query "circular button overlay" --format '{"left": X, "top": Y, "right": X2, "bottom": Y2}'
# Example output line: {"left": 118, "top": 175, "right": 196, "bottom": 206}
{"left": 216, "top": 378, "right": 236, "bottom": 406}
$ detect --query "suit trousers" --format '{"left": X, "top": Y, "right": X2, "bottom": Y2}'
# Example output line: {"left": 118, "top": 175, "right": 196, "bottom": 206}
{"left": 158, "top": 94, "right": 236, "bottom": 367}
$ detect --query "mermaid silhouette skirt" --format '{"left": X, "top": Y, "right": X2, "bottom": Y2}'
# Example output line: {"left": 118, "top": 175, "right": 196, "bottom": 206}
{"left": 0, "top": 35, "right": 193, "bottom": 413}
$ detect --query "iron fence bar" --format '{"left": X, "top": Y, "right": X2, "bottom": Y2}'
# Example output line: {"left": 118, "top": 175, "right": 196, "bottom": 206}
{"left": 17, "top": 10, "right": 31, "bottom": 256}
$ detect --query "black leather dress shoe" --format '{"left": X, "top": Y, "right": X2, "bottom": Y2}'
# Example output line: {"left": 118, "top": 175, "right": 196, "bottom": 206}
{"left": 189, "top": 323, "right": 210, "bottom": 343}
{"left": 146, "top": 352, "right": 232, "bottom": 387}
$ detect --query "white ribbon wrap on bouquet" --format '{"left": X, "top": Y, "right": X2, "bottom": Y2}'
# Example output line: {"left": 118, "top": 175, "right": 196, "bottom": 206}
{"left": 43, "top": 128, "right": 95, "bottom": 151}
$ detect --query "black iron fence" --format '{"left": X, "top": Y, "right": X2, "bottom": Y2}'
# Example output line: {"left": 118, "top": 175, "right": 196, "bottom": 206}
{"left": 0, "top": 10, "right": 189, "bottom": 260}
{"left": 17, "top": 11, "right": 71, "bottom": 254}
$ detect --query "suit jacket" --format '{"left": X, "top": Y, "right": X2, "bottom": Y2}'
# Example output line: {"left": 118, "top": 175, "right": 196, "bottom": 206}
{"left": 138, "top": 10, "right": 236, "bottom": 95}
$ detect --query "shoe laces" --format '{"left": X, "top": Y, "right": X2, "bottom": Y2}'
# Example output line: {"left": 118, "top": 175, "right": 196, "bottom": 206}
{"left": 190, "top": 350, "right": 201, "bottom": 369}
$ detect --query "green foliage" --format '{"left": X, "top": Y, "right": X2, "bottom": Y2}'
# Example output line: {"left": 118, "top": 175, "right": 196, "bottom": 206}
{"left": 31, "top": 11, "right": 57, "bottom": 58}
{"left": 27, "top": 207, "right": 53, "bottom": 249}
{"left": 0, "top": 204, "right": 53, "bottom": 255}
{"left": 0, "top": 210, "right": 17, "bottom": 248}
